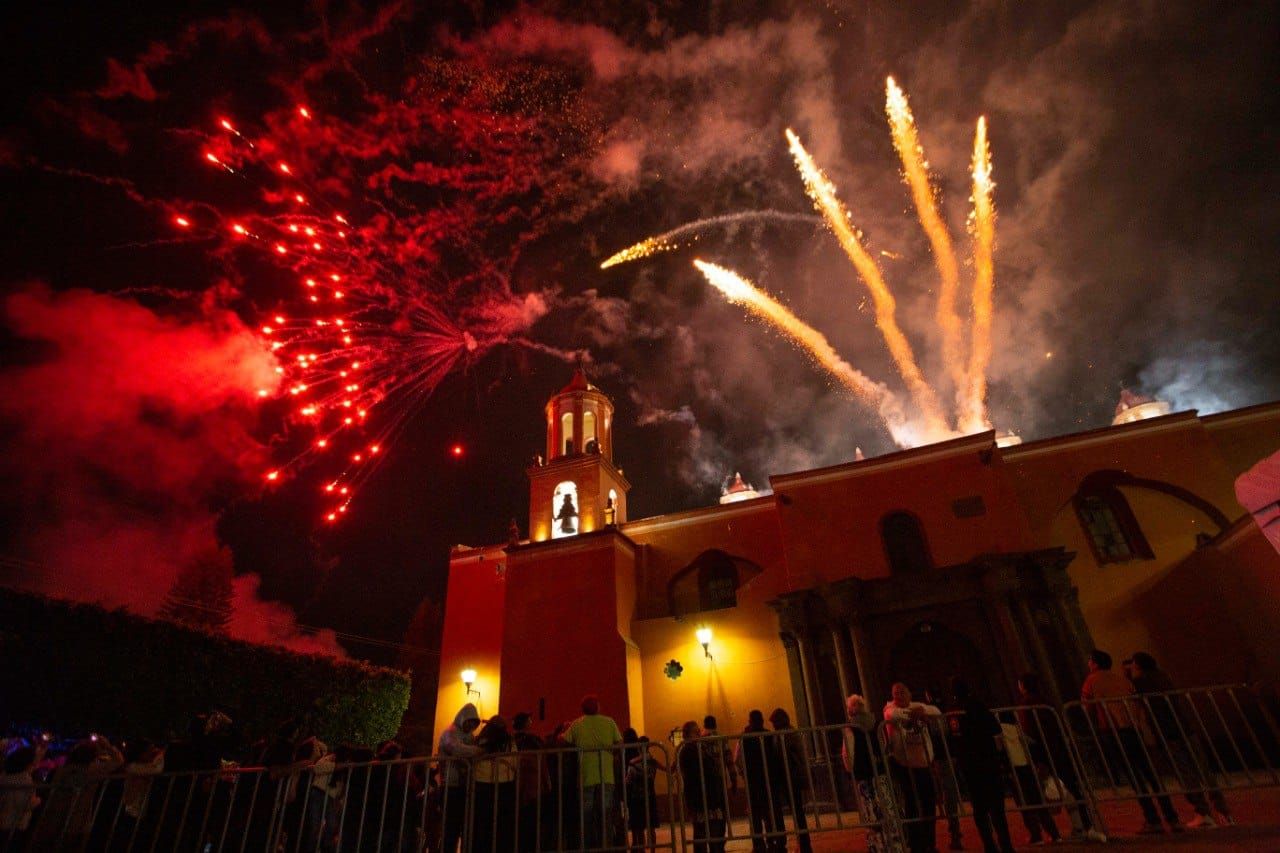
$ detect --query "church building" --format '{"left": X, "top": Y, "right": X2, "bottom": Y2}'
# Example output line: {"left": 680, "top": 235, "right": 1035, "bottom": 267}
{"left": 434, "top": 371, "right": 1280, "bottom": 742}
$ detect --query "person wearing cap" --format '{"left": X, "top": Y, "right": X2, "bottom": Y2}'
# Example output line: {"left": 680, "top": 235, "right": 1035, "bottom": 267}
{"left": 1127, "top": 652, "right": 1234, "bottom": 829}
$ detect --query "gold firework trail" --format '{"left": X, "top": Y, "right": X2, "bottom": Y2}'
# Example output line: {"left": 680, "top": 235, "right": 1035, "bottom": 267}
{"left": 961, "top": 115, "right": 996, "bottom": 433}
{"left": 695, "top": 259, "right": 924, "bottom": 445}
{"left": 885, "top": 77, "right": 967, "bottom": 410}
{"left": 784, "top": 128, "right": 951, "bottom": 440}
{"left": 600, "top": 210, "right": 821, "bottom": 269}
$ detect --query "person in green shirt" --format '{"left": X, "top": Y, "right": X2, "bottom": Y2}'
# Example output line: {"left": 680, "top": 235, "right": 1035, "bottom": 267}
{"left": 564, "top": 694, "right": 623, "bottom": 848}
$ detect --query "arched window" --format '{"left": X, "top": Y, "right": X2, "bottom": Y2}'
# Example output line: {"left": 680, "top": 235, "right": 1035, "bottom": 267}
{"left": 583, "top": 411, "right": 597, "bottom": 453}
{"left": 881, "top": 512, "right": 932, "bottom": 573}
{"left": 1074, "top": 487, "right": 1153, "bottom": 563}
{"left": 698, "top": 557, "right": 738, "bottom": 612}
{"left": 665, "top": 550, "right": 763, "bottom": 617}
{"left": 551, "top": 481, "right": 579, "bottom": 539}
{"left": 560, "top": 412, "right": 575, "bottom": 455}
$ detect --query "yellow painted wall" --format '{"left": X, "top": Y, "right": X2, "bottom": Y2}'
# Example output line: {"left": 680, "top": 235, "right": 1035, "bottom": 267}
{"left": 1005, "top": 411, "right": 1280, "bottom": 685}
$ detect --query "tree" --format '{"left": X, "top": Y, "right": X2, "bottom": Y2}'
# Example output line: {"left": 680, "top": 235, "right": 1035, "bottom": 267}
{"left": 159, "top": 552, "right": 233, "bottom": 633}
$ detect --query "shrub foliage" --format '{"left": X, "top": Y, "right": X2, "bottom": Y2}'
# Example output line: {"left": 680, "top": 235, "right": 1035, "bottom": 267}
{"left": 0, "top": 586, "right": 409, "bottom": 746}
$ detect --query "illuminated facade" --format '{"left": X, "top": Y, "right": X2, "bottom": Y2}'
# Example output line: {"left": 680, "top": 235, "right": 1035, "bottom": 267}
{"left": 434, "top": 374, "right": 1280, "bottom": 746}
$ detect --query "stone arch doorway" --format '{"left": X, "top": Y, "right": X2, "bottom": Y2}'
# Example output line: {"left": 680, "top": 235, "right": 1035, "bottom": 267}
{"left": 889, "top": 621, "right": 989, "bottom": 703}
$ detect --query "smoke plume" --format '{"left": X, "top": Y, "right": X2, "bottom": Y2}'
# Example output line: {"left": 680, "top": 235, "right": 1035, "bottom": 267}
{"left": 0, "top": 284, "right": 343, "bottom": 656}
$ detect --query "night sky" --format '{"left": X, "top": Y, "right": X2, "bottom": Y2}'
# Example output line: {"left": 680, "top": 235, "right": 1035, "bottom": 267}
{"left": 2, "top": 1, "right": 1277, "bottom": 664}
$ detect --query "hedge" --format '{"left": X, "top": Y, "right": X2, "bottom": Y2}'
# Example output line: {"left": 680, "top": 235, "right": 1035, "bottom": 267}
{"left": 0, "top": 586, "right": 410, "bottom": 747}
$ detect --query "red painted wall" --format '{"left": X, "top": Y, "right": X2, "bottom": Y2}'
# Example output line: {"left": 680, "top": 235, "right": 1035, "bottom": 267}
{"left": 499, "top": 532, "right": 637, "bottom": 729}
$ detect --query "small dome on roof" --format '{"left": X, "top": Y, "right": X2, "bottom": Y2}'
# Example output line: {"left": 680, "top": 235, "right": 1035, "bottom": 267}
{"left": 1115, "top": 388, "right": 1157, "bottom": 416}
{"left": 1112, "top": 387, "right": 1171, "bottom": 425}
{"left": 720, "top": 472, "right": 761, "bottom": 504}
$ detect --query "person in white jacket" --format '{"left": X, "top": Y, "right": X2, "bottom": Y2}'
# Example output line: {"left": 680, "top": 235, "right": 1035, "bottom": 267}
{"left": 437, "top": 703, "right": 482, "bottom": 853}
{"left": 883, "top": 683, "right": 942, "bottom": 853}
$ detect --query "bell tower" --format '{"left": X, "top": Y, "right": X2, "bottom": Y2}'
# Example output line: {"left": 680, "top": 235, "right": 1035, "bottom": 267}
{"left": 528, "top": 369, "right": 630, "bottom": 542}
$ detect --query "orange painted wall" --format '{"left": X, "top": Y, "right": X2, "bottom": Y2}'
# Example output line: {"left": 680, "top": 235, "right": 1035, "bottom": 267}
{"left": 771, "top": 438, "right": 1035, "bottom": 586}
{"left": 433, "top": 545, "right": 508, "bottom": 737}
{"left": 1203, "top": 405, "right": 1280, "bottom": 476}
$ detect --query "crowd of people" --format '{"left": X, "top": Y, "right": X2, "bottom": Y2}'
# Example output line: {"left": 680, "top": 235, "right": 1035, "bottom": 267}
{"left": 0, "top": 646, "right": 1241, "bottom": 852}
{"left": 837, "top": 648, "right": 1236, "bottom": 853}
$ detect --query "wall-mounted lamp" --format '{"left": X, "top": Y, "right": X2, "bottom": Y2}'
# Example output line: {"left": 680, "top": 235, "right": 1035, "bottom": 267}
{"left": 696, "top": 627, "right": 713, "bottom": 660}
{"left": 460, "top": 668, "right": 479, "bottom": 697}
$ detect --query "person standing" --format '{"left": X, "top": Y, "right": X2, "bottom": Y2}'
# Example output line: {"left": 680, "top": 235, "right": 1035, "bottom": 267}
{"left": 679, "top": 721, "right": 728, "bottom": 853}
{"left": 884, "top": 682, "right": 942, "bottom": 853}
{"left": 1127, "top": 652, "right": 1233, "bottom": 828}
{"left": 472, "top": 717, "right": 519, "bottom": 853}
{"left": 736, "top": 709, "right": 785, "bottom": 852}
{"left": 1081, "top": 649, "right": 1182, "bottom": 834}
{"left": 841, "top": 695, "right": 895, "bottom": 853}
{"left": 512, "top": 712, "right": 548, "bottom": 853}
{"left": 437, "top": 703, "right": 483, "bottom": 853}
{"left": 564, "top": 694, "right": 624, "bottom": 849}
{"left": 925, "top": 685, "right": 965, "bottom": 851}
{"left": 1016, "top": 673, "right": 1106, "bottom": 843}
{"left": 948, "top": 678, "right": 1016, "bottom": 853}
{"left": 702, "top": 716, "right": 740, "bottom": 797}
{"left": 768, "top": 708, "right": 812, "bottom": 853}
{"left": 0, "top": 745, "right": 42, "bottom": 846}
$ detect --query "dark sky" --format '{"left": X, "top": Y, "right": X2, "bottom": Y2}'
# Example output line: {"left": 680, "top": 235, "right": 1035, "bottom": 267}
{"left": 2, "top": 1, "right": 1277, "bottom": 662}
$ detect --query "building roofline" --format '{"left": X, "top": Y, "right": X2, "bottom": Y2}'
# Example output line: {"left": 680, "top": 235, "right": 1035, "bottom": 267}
{"left": 768, "top": 431, "right": 997, "bottom": 490}
{"left": 620, "top": 493, "right": 775, "bottom": 535}
{"left": 504, "top": 526, "right": 637, "bottom": 558}
{"left": 1199, "top": 399, "right": 1280, "bottom": 428}
{"left": 999, "top": 410, "right": 1203, "bottom": 460}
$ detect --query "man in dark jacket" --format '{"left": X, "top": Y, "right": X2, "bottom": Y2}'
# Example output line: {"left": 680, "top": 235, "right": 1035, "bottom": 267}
{"left": 949, "top": 678, "right": 1015, "bottom": 853}
{"left": 768, "top": 708, "right": 812, "bottom": 853}
{"left": 734, "top": 710, "right": 785, "bottom": 852}
{"left": 1127, "top": 652, "right": 1233, "bottom": 828}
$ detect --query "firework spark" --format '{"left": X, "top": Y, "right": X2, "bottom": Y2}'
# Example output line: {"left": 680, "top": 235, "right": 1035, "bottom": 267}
{"left": 169, "top": 62, "right": 591, "bottom": 524}
{"left": 885, "top": 77, "right": 967, "bottom": 410}
{"left": 784, "top": 128, "right": 952, "bottom": 441}
{"left": 694, "top": 259, "right": 925, "bottom": 445}
{"left": 962, "top": 116, "right": 996, "bottom": 433}
{"left": 600, "top": 210, "right": 821, "bottom": 269}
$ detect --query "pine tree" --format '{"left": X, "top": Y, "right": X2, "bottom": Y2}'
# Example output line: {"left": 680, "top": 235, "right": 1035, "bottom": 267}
{"left": 160, "top": 553, "right": 233, "bottom": 633}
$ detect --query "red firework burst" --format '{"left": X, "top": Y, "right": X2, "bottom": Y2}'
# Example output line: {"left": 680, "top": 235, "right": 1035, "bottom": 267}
{"left": 167, "top": 60, "right": 597, "bottom": 523}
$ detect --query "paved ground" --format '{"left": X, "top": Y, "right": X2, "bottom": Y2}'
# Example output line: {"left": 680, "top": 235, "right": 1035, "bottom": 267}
{"left": 698, "top": 785, "right": 1280, "bottom": 851}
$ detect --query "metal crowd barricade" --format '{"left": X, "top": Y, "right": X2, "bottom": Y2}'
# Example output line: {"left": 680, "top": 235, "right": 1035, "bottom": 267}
{"left": 666, "top": 720, "right": 898, "bottom": 852}
{"left": 0, "top": 739, "right": 685, "bottom": 853}
{"left": 876, "top": 702, "right": 1103, "bottom": 848}
{"left": 1062, "top": 683, "right": 1280, "bottom": 822}
{"left": 6, "top": 685, "right": 1276, "bottom": 852}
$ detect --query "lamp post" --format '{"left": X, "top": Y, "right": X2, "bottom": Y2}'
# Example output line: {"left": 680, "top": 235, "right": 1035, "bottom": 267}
{"left": 696, "top": 626, "right": 713, "bottom": 660}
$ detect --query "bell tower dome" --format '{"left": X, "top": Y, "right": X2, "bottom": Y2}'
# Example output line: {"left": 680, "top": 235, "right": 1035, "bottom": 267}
{"left": 528, "top": 369, "right": 630, "bottom": 542}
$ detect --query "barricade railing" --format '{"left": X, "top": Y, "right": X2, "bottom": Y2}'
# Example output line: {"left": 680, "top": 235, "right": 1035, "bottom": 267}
{"left": 667, "top": 720, "right": 899, "bottom": 853}
{"left": 0, "top": 740, "right": 685, "bottom": 853}
{"left": 4, "top": 685, "right": 1276, "bottom": 851}
{"left": 878, "top": 702, "right": 1103, "bottom": 849}
{"left": 1062, "top": 683, "right": 1280, "bottom": 824}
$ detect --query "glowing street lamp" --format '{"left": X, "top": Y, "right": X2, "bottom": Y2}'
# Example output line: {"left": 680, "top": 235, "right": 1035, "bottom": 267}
{"left": 696, "top": 627, "right": 713, "bottom": 659}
